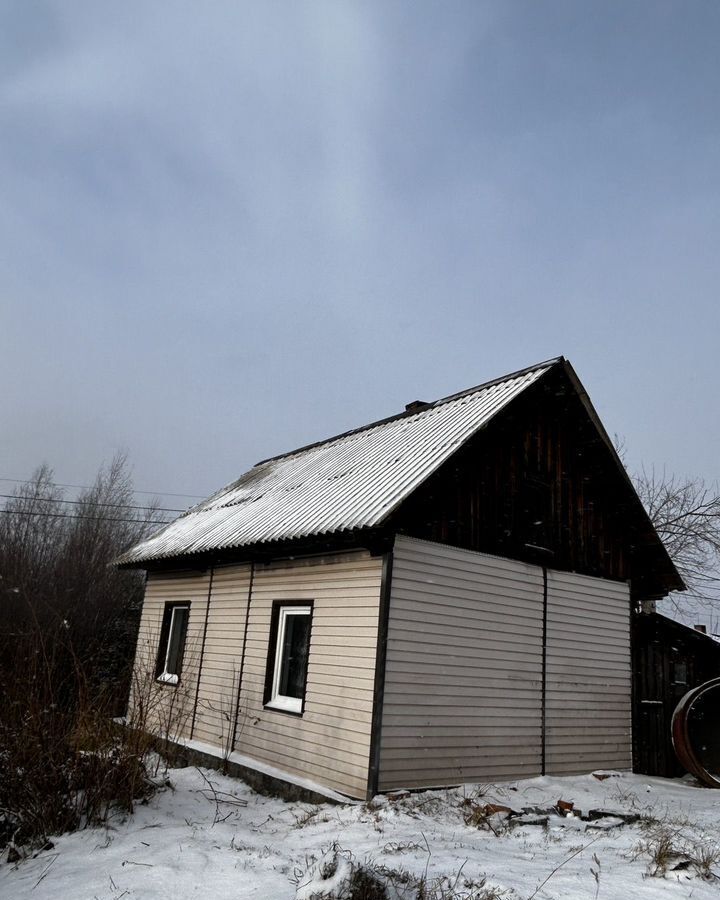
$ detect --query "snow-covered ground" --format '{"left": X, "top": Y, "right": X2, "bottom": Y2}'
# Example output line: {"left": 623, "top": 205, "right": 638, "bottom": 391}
{"left": 2, "top": 766, "right": 720, "bottom": 899}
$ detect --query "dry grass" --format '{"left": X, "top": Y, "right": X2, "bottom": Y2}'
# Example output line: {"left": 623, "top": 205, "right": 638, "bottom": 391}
{"left": 292, "top": 842, "right": 508, "bottom": 900}
{"left": 633, "top": 822, "right": 720, "bottom": 880}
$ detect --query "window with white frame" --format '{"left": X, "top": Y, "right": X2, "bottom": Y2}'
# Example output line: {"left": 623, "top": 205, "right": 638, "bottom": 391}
{"left": 155, "top": 603, "right": 189, "bottom": 685}
{"left": 264, "top": 602, "right": 312, "bottom": 714}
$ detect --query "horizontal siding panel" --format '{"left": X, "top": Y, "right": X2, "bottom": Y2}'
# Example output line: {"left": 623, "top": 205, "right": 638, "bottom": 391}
{"left": 381, "top": 732, "right": 541, "bottom": 750}
{"left": 395, "top": 542, "right": 540, "bottom": 578}
{"left": 235, "top": 552, "right": 381, "bottom": 798}
{"left": 545, "top": 569, "right": 631, "bottom": 776}
{"left": 546, "top": 684, "right": 630, "bottom": 698}
{"left": 546, "top": 661, "right": 631, "bottom": 678}
{"left": 236, "top": 742, "right": 368, "bottom": 796}
{"left": 131, "top": 570, "right": 211, "bottom": 743}
{"left": 167, "top": 553, "right": 382, "bottom": 798}
{"left": 191, "top": 564, "right": 250, "bottom": 748}
{"left": 546, "top": 709, "right": 631, "bottom": 722}
{"left": 386, "top": 632, "right": 544, "bottom": 655}
{"left": 379, "top": 537, "right": 544, "bottom": 792}
{"left": 548, "top": 596, "right": 630, "bottom": 621}
{"left": 245, "top": 714, "right": 373, "bottom": 748}
{"left": 238, "top": 731, "right": 370, "bottom": 776}
{"left": 382, "top": 708, "right": 544, "bottom": 723}
{"left": 384, "top": 684, "right": 542, "bottom": 701}
{"left": 543, "top": 602, "right": 629, "bottom": 625}
{"left": 246, "top": 614, "right": 380, "bottom": 630}
{"left": 547, "top": 747, "right": 630, "bottom": 759}
{"left": 546, "top": 760, "right": 630, "bottom": 775}
{"left": 545, "top": 648, "right": 630, "bottom": 666}
{"left": 391, "top": 578, "right": 544, "bottom": 608}
{"left": 378, "top": 538, "right": 633, "bottom": 791}
{"left": 546, "top": 570, "right": 629, "bottom": 592}
{"left": 381, "top": 749, "right": 542, "bottom": 768}
{"left": 304, "top": 701, "right": 373, "bottom": 724}
{"left": 389, "top": 604, "right": 544, "bottom": 633}
{"left": 550, "top": 624, "right": 628, "bottom": 644}
{"left": 385, "top": 655, "right": 543, "bottom": 675}
{"left": 379, "top": 761, "right": 544, "bottom": 784}
{"left": 243, "top": 729, "right": 371, "bottom": 760}
{"left": 305, "top": 639, "right": 378, "bottom": 653}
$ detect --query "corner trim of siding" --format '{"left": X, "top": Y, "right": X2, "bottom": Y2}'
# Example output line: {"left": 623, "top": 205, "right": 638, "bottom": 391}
{"left": 190, "top": 563, "right": 215, "bottom": 739}
{"left": 367, "top": 547, "right": 394, "bottom": 800}
{"left": 231, "top": 561, "right": 255, "bottom": 753}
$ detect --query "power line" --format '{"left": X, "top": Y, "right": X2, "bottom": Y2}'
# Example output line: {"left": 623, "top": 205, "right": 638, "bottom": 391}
{"left": 0, "top": 476, "right": 205, "bottom": 500}
{"left": 0, "top": 508, "right": 171, "bottom": 526}
{"left": 0, "top": 494, "right": 186, "bottom": 514}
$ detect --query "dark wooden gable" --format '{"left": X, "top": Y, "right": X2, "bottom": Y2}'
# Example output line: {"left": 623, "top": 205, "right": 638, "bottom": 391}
{"left": 389, "top": 362, "right": 682, "bottom": 603}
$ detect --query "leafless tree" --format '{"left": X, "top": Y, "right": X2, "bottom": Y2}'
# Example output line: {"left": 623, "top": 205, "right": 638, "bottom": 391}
{"left": 633, "top": 466, "right": 720, "bottom": 610}
{"left": 0, "top": 455, "right": 182, "bottom": 852}
{"left": 0, "top": 452, "right": 164, "bottom": 708}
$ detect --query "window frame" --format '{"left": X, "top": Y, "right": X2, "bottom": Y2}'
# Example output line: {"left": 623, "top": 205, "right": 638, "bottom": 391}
{"left": 263, "top": 600, "right": 313, "bottom": 716}
{"left": 155, "top": 602, "right": 190, "bottom": 686}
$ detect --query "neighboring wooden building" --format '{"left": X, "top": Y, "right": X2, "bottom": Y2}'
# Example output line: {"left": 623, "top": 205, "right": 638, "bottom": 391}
{"left": 632, "top": 612, "right": 720, "bottom": 777}
{"left": 119, "top": 357, "right": 683, "bottom": 799}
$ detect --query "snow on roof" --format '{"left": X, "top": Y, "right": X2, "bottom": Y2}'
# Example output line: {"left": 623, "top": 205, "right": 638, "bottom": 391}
{"left": 117, "top": 359, "right": 558, "bottom": 565}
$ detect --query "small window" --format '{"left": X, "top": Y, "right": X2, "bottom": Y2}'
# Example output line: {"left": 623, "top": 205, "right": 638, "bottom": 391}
{"left": 155, "top": 603, "right": 189, "bottom": 685}
{"left": 673, "top": 661, "right": 688, "bottom": 687}
{"left": 264, "top": 602, "right": 312, "bottom": 714}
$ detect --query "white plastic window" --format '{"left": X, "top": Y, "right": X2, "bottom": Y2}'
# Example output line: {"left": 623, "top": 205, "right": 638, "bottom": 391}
{"left": 157, "top": 605, "right": 189, "bottom": 684}
{"left": 267, "top": 605, "right": 311, "bottom": 713}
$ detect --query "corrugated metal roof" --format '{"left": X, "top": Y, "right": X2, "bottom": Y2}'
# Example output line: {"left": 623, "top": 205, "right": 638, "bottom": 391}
{"left": 117, "top": 359, "right": 558, "bottom": 565}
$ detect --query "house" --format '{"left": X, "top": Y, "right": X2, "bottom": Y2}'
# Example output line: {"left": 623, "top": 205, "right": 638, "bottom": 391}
{"left": 119, "top": 357, "right": 684, "bottom": 800}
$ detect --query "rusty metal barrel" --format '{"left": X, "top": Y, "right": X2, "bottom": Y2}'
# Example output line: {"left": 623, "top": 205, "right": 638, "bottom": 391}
{"left": 672, "top": 676, "right": 720, "bottom": 787}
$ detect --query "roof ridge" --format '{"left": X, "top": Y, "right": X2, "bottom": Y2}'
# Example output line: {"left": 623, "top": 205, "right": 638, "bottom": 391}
{"left": 254, "top": 356, "right": 563, "bottom": 467}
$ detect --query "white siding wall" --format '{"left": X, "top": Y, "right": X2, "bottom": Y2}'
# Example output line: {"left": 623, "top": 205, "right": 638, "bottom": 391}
{"left": 131, "top": 570, "right": 211, "bottom": 742}
{"left": 131, "top": 539, "right": 631, "bottom": 798}
{"left": 235, "top": 552, "right": 383, "bottom": 799}
{"left": 545, "top": 569, "right": 632, "bottom": 774}
{"left": 379, "top": 536, "right": 545, "bottom": 790}
{"left": 134, "top": 553, "right": 382, "bottom": 799}
{"left": 191, "top": 565, "right": 252, "bottom": 749}
{"left": 378, "top": 536, "right": 632, "bottom": 792}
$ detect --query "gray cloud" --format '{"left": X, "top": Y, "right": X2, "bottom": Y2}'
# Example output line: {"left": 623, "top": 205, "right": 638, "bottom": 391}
{"left": 2, "top": 1, "right": 719, "bottom": 503}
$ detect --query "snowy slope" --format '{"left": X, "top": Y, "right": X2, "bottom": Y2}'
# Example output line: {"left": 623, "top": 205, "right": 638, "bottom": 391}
{"left": 2, "top": 766, "right": 720, "bottom": 899}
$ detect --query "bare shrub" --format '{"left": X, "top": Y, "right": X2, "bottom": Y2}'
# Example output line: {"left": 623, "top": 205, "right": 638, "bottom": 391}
{"left": 126, "top": 622, "right": 202, "bottom": 762}
{"left": 0, "top": 457, "right": 167, "bottom": 854}
{"left": 0, "top": 620, "right": 157, "bottom": 855}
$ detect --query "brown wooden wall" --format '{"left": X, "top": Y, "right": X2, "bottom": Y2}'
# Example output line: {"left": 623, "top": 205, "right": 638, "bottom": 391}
{"left": 390, "top": 367, "right": 674, "bottom": 602}
{"left": 632, "top": 612, "right": 720, "bottom": 777}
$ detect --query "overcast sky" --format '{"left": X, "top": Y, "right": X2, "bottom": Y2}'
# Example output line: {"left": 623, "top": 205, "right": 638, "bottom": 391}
{"left": 2, "top": 1, "right": 719, "bottom": 509}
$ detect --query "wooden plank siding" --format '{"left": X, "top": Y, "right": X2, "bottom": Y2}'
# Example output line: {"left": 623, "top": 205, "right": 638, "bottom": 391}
{"left": 545, "top": 569, "right": 632, "bottom": 774}
{"left": 378, "top": 536, "right": 545, "bottom": 790}
{"left": 390, "top": 367, "right": 675, "bottom": 603}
